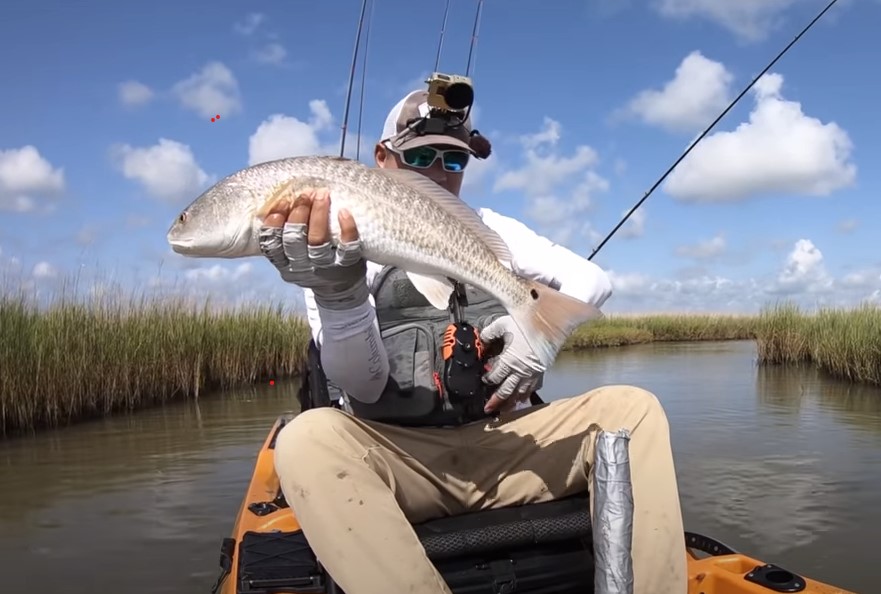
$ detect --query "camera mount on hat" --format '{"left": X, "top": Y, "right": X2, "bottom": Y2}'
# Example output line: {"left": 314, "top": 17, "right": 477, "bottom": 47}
{"left": 401, "top": 72, "right": 474, "bottom": 136}
{"left": 393, "top": 71, "right": 490, "bottom": 160}
{"left": 426, "top": 72, "right": 474, "bottom": 113}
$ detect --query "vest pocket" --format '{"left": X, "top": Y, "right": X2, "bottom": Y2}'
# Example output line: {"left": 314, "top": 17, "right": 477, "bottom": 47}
{"left": 381, "top": 322, "right": 439, "bottom": 397}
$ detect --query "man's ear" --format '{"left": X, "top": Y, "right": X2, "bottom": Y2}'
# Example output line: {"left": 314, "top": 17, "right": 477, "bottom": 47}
{"left": 374, "top": 143, "right": 386, "bottom": 167}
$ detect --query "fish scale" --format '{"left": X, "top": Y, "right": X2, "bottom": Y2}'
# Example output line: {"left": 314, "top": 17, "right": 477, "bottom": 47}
{"left": 167, "top": 155, "right": 603, "bottom": 367}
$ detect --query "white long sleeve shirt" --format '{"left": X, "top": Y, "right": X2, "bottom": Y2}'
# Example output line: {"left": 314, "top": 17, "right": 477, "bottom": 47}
{"left": 303, "top": 207, "right": 613, "bottom": 404}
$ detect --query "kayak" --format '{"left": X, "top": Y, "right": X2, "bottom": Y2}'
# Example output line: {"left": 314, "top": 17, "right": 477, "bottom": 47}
{"left": 210, "top": 413, "right": 855, "bottom": 594}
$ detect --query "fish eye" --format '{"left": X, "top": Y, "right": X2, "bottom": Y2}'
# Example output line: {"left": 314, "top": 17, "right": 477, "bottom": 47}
{"left": 178, "top": 212, "right": 187, "bottom": 224}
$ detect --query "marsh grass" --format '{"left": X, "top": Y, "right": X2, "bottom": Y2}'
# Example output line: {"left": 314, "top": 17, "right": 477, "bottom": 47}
{"left": 3, "top": 274, "right": 880, "bottom": 436}
{"left": 755, "top": 303, "right": 881, "bottom": 385}
{"left": 564, "top": 314, "right": 759, "bottom": 349}
{"left": 0, "top": 287, "right": 308, "bottom": 436}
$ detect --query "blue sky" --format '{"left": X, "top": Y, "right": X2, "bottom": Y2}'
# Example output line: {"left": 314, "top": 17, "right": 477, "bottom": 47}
{"left": 1, "top": 0, "right": 879, "bottom": 314}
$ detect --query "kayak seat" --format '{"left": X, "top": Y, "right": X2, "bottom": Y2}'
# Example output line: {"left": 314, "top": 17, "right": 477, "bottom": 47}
{"left": 233, "top": 492, "right": 594, "bottom": 594}
{"left": 222, "top": 412, "right": 842, "bottom": 594}
{"left": 230, "top": 347, "right": 594, "bottom": 593}
{"left": 400, "top": 493, "right": 595, "bottom": 594}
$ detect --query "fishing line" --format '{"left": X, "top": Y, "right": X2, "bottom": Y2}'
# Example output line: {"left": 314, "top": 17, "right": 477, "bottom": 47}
{"left": 465, "top": 0, "right": 485, "bottom": 77}
{"left": 587, "top": 0, "right": 842, "bottom": 261}
{"left": 434, "top": 0, "right": 451, "bottom": 71}
{"left": 339, "top": 0, "right": 370, "bottom": 159}
{"left": 355, "top": 0, "right": 376, "bottom": 161}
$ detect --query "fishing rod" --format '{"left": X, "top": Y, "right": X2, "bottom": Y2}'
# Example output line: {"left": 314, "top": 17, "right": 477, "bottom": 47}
{"left": 434, "top": 0, "right": 451, "bottom": 71}
{"left": 339, "top": 0, "right": 370, "bottom": 159}
{"left": 587, "top": 0, "right": 842, "bottom": 261}
{"left": 355, "top": 0, "right": 376, "bottom": 160}
{"left": 466, "top": 0, "right": 485, "bottom": 77}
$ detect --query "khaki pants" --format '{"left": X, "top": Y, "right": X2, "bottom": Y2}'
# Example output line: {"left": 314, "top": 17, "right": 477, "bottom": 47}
{"left": 274, "top": 384, "right": 687, "bottom": 594}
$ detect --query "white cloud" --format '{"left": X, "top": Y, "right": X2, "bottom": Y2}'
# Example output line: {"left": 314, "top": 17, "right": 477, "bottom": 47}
{"left": 247, "top": 100, "right": 339, "bottom": 165}
{"left": 141, "top": 259, "right": 306, "bottom": 313}
{"left": 663, "top": 73, "right": 856, "bottom": 202}
{"left": 772, "top": 238, "right": 833, "bottom": 294}
{"left": 118, "top": 80, "right": 154, "bottom": 107}
{"left": 619, "top": 208, "right": 646, "bottom": 240}
{"left": 604, "top": 238, "right": 880, "bottom": 313}
{"left": 184, "top": 263, "right": 253, "bottom": 282}
{"left": 607, "top": 274, "right": 746, "bottom": 313}
{"left": 33, "top": 261, "right": 58, "bottom": 279}
{"left": 253, "top": 43, "right": 287, "bottom": 65}
{"left": 460, "top": 154, "right": 496, "bottom": 194}
{"left": 398, "top": 72, "right": 431, "bottom": 98}
{"left": 112, "top": 138, "right": 212, "bottom": 203}
{"left": 653, "top": 0, "right": 797, "bottom": 42}
{"left": 0, "top": 145, "right": 65, "bottom": 213}
{"left": 493, "top": 118, "right": 609, "bottom": 245}
{"left": 840, "top": 270, "right": 878, "bottom": 289}
{"left": 172, "top": 62, "right": 242, "bottom": 120}
{"left": 676, "top": 234, "right": 726, "bottom": 260}
{"left": 622, "top": 51, "right": 733, "bottom": 134}
{"left": 607, "top": 270, "right": 653, "bottom": 295}
{"left": 234, "top": 13, "right": 264, "bottom": 35}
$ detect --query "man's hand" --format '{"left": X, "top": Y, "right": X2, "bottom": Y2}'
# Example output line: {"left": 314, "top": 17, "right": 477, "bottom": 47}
{"left": 480, "top": 315, "right": 546, "bottom": 414}
{"left": 259, "top": 188, "right": 369, "bottom": 311}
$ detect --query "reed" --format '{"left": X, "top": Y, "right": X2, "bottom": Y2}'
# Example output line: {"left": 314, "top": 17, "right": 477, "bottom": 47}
{"left": 563, "top": 313, "right": 759, "bottom": 349}
{"left": 3, "top": 277, "right": 879, "bottom": 435}
{"left": 0, "top": 287, "right": 309, "bottom": 436}
{"left": 755, "top": 302, "right": 881, "bottom": 385}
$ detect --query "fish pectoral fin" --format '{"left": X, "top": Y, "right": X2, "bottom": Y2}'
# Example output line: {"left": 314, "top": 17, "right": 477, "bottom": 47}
{"left": 255, "top": 183, "right": 310, "bottom": 220}
{"left": 405, "top": 272, "right": 455, "bottom": 310}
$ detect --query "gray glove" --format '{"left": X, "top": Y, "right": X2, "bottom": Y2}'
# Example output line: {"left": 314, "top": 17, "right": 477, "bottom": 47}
{"left": 480, "top": 315, "right": 546, "bottom": 402}
{"left": 258, "top": 222, "right": 369, "bottom": 311}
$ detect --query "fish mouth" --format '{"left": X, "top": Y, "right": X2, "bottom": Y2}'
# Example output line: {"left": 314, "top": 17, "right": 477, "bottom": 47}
{"left": 167, "top": 232, "right": 243, "bottom": 258}
{"left": 169, "top": 240, "right": 192, "bottom": 254}
{"left": 166, "top": 230, "right": 198, "bottom": 255}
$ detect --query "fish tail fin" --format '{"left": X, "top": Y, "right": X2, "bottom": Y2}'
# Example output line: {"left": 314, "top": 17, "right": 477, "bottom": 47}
{"left": 511, "top": 280, "right": 605, "bottom": 368}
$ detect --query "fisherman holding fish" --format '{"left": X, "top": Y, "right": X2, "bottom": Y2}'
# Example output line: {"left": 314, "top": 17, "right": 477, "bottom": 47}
{"left": 167, "top": 81, "right": 687, "bottom": 593}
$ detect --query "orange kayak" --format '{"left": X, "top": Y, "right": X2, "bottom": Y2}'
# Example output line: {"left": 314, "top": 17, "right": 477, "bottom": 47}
{"left": 210, "top": 414, "right": 855, "bottom": 594}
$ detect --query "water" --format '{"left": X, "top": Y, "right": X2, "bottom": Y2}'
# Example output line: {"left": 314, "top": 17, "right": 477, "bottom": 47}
{"left": 1, "top": 341, "right": 879, "bottom": 592}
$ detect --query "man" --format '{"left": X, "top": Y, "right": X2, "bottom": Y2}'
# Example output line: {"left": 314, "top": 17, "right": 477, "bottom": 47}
{"left": 257, "top": 89, "right": 687, "bottom": 594}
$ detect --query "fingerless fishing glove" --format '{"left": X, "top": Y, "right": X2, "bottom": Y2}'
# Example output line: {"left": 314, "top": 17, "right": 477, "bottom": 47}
{"left": 259, "top": 222, "right": 369, "bottom": 311}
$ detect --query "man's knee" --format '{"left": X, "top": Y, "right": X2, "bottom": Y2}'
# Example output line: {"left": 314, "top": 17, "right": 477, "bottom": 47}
{"left": 274, "top": 408, "right": 357, "bottom": 481}
{"left": 573, "top": 384, "right": 669, "bottom": 426}
{"left": 591, "top": 383, "right": 663, "bottom": 407}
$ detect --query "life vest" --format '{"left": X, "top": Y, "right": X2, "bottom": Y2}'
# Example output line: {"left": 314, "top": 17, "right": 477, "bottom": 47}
{"left": 299, "top": 265, "right": 519, "bottom": 427}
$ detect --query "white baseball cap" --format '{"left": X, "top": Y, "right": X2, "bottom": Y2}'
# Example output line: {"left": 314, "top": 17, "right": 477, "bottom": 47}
{"left": 380, "top": 90, "right": 475, "bottom": 154}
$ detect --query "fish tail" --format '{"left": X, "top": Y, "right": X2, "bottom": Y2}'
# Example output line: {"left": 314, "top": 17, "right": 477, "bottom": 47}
{"left": 510, "top": 280, "right": 605, "bottom": 368}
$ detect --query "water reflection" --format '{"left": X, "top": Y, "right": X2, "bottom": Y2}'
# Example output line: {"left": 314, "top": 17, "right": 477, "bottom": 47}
{"left": 0, "top": 380, "right": 300, "bottom": 593}
{"left": 757, "top": 364, "right": 881, "bottom": 439}
{"left": 680, "top": 453, "right": 846, "bottom": 554}
{"left": 0, "top": 343, "right": 879, "bottom": 592}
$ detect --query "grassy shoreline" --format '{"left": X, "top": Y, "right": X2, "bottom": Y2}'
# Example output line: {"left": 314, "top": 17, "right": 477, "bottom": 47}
{"left": 2, "top": 290, "right": 880, "bottom": 435}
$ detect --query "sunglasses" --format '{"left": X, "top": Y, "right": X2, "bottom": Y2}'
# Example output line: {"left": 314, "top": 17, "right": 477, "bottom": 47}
{"left": 388, "top": 144, "right": 471, "bottom": 173}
